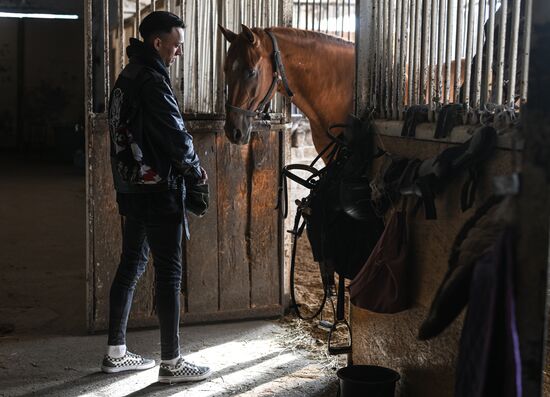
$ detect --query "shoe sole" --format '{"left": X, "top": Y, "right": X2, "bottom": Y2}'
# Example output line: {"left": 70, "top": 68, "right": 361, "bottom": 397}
{"left": 158, "top": 369, "right": 212, "bottom": 384}
{"left": 101, "top": 361, "right": 156, "bottom": 373}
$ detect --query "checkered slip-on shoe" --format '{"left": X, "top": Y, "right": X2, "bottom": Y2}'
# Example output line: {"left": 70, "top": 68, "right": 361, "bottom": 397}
{"left": 101, "top": 351, "right": 156, "bottom": 373}
{"left": 158, "top": 357, "right": 212, "bottom": 383}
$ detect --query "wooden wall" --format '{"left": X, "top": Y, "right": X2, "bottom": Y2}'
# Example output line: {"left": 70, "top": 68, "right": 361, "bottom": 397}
{"left": 88, "top": 118, "right": 285, "bottom": 331}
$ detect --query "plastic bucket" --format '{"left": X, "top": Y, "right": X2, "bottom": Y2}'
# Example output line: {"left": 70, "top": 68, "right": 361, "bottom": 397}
{"left": 336, "top": 365, "right": 400, "bottom": 397}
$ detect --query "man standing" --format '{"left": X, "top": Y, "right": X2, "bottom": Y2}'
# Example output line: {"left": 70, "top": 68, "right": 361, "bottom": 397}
{"left": 102, "top": 11, "right": 211, "bottom": 383}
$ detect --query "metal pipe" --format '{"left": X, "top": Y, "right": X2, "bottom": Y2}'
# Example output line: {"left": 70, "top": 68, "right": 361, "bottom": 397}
{"left": 305, "top": 0, "right": 309, "bottom": 30}
{"left": 394, "top": 0, "right": 403, "bottom": 118}
{"left": 336, "top": 0, "right": 339, "bottom": 36}
{"left": 429, "top": 0, "right": 439, "bottom": 111}
{"left": 412, "top": 0, "right": 422, "bottom": 104}
{"left": 151, "top": 0, "right": 155, "bottom": 12}
{"left": 383, "top": 0, "right": 389, "bottom": 116}
{"left": 399, "top": 0, "right": 409, "bottom": 118}
{"left": 347, "top": 0, "right": 352, "bottom": 41}
{"left": 496, "top": 0, "right": 508, "bottom": 104}
{"left": 474, "top": 0, "right": 486, "bottom": 108}
{"left": 520, "top": 0, "right": 533, "bottom": 102}
{"left": 463, "top": 0, "right": 476, "bottom": 107}
{"left": 375, "top": 0, "right": 383, "bottom": 113}
{"left": 341, "top": 0, "right": 345, "bottom": 37}
{"left": 119, "top": 0, "right": 125, "bottom": 70}
{"left": 444, "top": 0, "right": 455, "bottom": 103}
{"left": 482, "top": 0, "right": 495, "bottom": 103}
{"left": 508, "top": 0, "right": 521, "bottom": 106}
{"left": 104, "top": 0, "right": 110, "bottom": 106}
{"left": 135, "top": 0, "right": 140, "bottom": 37}
{"left": 408, "top": 0, "right": 417, "bottom": 106}
{"left": 437, "top": 0, "right": 447, "bottom": 105}
{"left": 454, "top": 0, "right": 465, "bottom": 103}
{"left": 421, "top": 0, "right": 432, "bottom": 104}
{"left": 297, "top": 0, "right": 301, "bottom": 29}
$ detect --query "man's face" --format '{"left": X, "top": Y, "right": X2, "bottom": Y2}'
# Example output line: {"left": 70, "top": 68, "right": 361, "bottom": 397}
{"left": 153, "top": 27, "right": 184, "bottom": 67}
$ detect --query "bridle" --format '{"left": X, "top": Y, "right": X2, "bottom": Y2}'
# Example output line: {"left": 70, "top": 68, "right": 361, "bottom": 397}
{"left": 225, "top": 30, "right": 294, "bottom": 119}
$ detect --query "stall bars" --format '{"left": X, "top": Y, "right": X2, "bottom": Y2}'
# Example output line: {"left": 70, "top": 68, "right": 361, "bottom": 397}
{"left": 363, "top": 0, "right": 532, "bottom": 126}
{"left": 91, "top": 0, "right": 289, "bottom": 118}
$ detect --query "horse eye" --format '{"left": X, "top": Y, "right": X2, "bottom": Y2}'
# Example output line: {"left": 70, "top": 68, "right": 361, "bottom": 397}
{"left": 245, "top": 69, "right": 257, "bottom": 79}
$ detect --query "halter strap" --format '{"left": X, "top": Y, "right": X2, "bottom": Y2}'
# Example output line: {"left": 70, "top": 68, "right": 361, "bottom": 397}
{"left": 225, "top": 29, "right": 294, "bottom": 118}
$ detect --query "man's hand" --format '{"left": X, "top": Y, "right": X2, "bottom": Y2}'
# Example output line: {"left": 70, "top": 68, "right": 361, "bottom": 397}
{"left": 199, "top": 166, "right": 208, "bottom": 184}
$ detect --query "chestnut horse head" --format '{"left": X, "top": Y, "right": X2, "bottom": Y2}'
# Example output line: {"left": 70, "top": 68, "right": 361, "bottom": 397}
{"left": 218, "top": 24, "right": 287, "bottom": 145}
{"left": 219, "top": 25, "right": 355, "bottom": 160}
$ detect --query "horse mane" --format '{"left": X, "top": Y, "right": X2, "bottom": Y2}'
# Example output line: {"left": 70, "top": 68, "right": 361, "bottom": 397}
{"left": 265, "top": 27, "right": 354, "bottom": 48}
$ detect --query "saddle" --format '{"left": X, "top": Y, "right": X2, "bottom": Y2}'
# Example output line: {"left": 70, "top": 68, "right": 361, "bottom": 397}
{"left": 281, "top": 114, "right": 384, "bottom": 355}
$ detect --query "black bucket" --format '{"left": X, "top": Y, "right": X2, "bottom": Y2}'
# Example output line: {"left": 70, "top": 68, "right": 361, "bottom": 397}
{"left": 336, "top": 365, "right": 400, "bottom": 397}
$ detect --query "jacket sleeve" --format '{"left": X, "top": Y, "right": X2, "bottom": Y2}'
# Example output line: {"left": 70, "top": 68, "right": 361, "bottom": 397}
{"left": 141, "top": 77, "right": 202, "bottom": 180}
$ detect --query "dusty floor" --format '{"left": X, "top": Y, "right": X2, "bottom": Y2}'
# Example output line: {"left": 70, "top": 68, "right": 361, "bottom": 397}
{"left": 0, "top": 153, "right": 86, "bottom": 335}
{"left": 0, "top": 152, "right": 346, "bottom": 397}
{"left": 0, "top": 320, "right": 342, "bottom": 397}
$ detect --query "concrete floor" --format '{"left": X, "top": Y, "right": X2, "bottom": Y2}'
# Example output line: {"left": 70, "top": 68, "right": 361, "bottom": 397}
{"left": 0, "top": 320, "right": 340, "bottom": 397}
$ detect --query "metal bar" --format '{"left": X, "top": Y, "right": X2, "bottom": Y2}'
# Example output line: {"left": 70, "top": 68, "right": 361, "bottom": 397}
{"left": 341, "top": 0, "right": 345, "bottom": 36}
{"left": 412, "top": 0, "right": 422, "bottom": 104}
{"left": 421, "top": 0, "right": 432, "bottom": 104}
{"left": 496, "top": 0, "right": 508, "bottom": 104}
{"left": 393, "top": 0, "right": 403, "bottom": 118}
{"left": 444, "top": 0, "right": 455, "bottom": 103}
{"left": 375, "top": 0, "right": 383, "bottom": 113}
{"left": 356, "top": 0, "right": 376, "bottom": 113}
{"left": 399, "top": 0, "right": 410, "bottom": 117}
{"left": 482, "top": 0, "right": 495, "bottom": 104}
{"left": 151, "top": 0, "right": 156, "bottom": 12}
{"left": 119, "top": 0, "right": 125, "bottom": 70}
{"left": 408, "top": 0, "right": 416, "bottom": 105}
{"left": 520, "top": 0, "right": 533, "bottom": 102}
{"left": 382, "top": 0, "right": 389, "bottom": 116}
{"left": 387, "top": 0, "right": 395, "bottom": 116}
{"left": 437, "top": 0, "right": 447, "bottom": 105}
{"left": 336, "top": 0, "right": 340, "bottom": 36}
{"left": 305, "top": 0, "right": 309, "bottom": 29}
{"left": 104, "top": 0, "right": 110, "bottom": 106}
{"left": 193, "top": 0, "right": 199, "bottom": 108}
{"left": 463, "top": 0, "right": 476, "bottom": 107}
{"left": 474, "top": 0, "right": 486, "bottom": 108}
{"left": 508, "top": 0, "right": 521, "bottom": 106}
{"left": 135, "top": 0, "right": 140, "bottom": 37}
{"left": 347, "top": 0, "right": 351, "bottom": 41}
{"left": 429, "top": 0, "right": 439, "bottom": 112}
{"left": 454, "top": 0, "right": 465, "bottom": 103}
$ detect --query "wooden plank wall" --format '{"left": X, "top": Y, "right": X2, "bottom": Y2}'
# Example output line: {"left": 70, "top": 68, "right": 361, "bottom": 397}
{"left": 89, "top": 119, "right": 284, "bottom": 330}
{"left": 183, "top": 122, "right": 284, "bottom": 323}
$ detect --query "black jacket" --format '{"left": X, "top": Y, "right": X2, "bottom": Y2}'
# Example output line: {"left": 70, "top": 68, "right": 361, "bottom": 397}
{"left": 108, "top": 38, "right": 201, "bottom": 194}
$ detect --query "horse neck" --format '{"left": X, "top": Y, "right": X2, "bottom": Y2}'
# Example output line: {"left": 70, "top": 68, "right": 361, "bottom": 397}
{"left": 271, "top": 29, "right": 355, "bottom": 152}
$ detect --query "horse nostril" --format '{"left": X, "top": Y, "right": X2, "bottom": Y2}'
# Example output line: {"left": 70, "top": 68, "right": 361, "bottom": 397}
{"left": 234, "top": 129, "right": 243, "bottom": 141}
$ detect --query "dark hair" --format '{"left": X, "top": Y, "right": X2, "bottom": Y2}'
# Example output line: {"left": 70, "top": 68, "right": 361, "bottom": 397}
{"left": 139, "top": 11, "right": 185, "bottom": 42}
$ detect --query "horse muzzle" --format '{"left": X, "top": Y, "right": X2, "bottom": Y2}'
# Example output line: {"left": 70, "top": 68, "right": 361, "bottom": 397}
{"left": 224, "top": 122, "right": 252, "bottom": 145}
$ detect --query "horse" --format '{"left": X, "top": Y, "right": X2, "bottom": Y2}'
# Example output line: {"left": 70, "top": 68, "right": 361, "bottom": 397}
{"left": 219, "top": 24, "right": 355, "bottom": 163}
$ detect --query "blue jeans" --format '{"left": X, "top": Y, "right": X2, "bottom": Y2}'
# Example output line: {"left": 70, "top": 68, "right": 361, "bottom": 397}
{"left": 107, "top": 215, "right": 183, "bottom": 360}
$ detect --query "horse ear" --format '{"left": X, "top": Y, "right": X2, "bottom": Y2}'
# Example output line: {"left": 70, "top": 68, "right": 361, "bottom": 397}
{"left": 241, "top": 24, "right": 256, "bottom": 45}
{"left": 218, "top": 24, "right": 237, "bottom": 43}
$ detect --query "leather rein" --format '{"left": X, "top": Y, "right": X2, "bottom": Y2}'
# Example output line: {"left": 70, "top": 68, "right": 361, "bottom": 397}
{"left": 225, "top": 30, "right": 294, "bottom": 119}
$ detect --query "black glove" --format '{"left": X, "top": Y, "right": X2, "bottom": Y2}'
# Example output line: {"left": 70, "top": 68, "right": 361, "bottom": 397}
{"left": 185, "top": 182, "right": 209, "bottom": 217}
